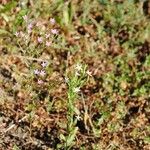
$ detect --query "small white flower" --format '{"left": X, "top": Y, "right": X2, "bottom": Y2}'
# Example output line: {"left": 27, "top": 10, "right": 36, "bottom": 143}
{"left": 65, "top": 77, "right": 69, "bottom": 83}
{"left": 86, "top": 70, "right": 92, "bottom": 76}
{"left": 76, "top": 115, "right": 82, "bottom": 120}
{"left": 23, "top": 15, "right": 28, "bottom": 22}
{"left": 75, "top": 63, "right": 82, "bottom": 71}
{"left": 73, "top": 87, "right": 80, "bottom": 93}
{"left": 24, "top": 34, "right": 29, "bottom": 40}
{"left": 75, "top": 71, "right": 80, "bottom": 76}
{"left": 15, "top": 32, "right": 19, "bottom": 37}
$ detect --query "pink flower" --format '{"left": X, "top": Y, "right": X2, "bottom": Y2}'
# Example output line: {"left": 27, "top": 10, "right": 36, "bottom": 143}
{"left": 38, "top": 79, "right": 44, "bottom": 84}
{"left": 27, "top": 24, "right": 33, "bottom": 34}
{"left": 28, "top": 23, "right": 33, "bottom": 29}
{"left": 45, "top": 33, "right": 50, "bottom": 38}
{"left": 50, "top": 18, "right": 55, "bottom": 24}
{"left": 41, "top": 61, "right": 48, "bottom": 67}
{"left": 46, "top": 41, "right": 51, "bottom": 47}
{"left": 37, "top": 37, "right": 43, "bottom": 43}
{"left": 51, "top": 29, "right": 58, "bottom": 34}
{"left": 40, "top": 70, "right": 46, "bottom": 76}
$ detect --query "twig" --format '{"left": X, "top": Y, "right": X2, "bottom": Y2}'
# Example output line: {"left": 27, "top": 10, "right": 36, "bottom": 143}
{"left": 4, "top": 115, "right": 28, "bottom": 133}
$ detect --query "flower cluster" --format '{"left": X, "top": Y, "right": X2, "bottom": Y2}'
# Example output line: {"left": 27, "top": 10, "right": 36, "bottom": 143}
{"left": 65, "top": 63, "right": 92, "bottom": 94}
{"left": 75, "top": 63, "right": 92, "bottom": 77}
{"left": 74, "top": 63, "right": 92, "bottom": 93}
{"left": 33, "top": 61, "right": 48, "bottom": 85}
{"left": 14, "top": 15, "right": 60, "bottom": 85}
{"left": 14, "top": 15, "right": 59, "bottom": 55}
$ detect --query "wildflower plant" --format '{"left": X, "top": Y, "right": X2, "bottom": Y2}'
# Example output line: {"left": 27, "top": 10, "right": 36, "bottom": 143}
{"left": 32, "top": 60, "right": 49, "bottom": 86}
{"left": 63, "top": 63, "right": 91, "bottom": 149}
{"left": 13, "top": 15, "right": 62, "bottom": 104}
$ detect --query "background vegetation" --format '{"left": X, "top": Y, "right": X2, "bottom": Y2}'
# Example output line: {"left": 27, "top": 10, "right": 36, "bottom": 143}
{"left": 0, "top": 0, "right": 150, "bottom": 149}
